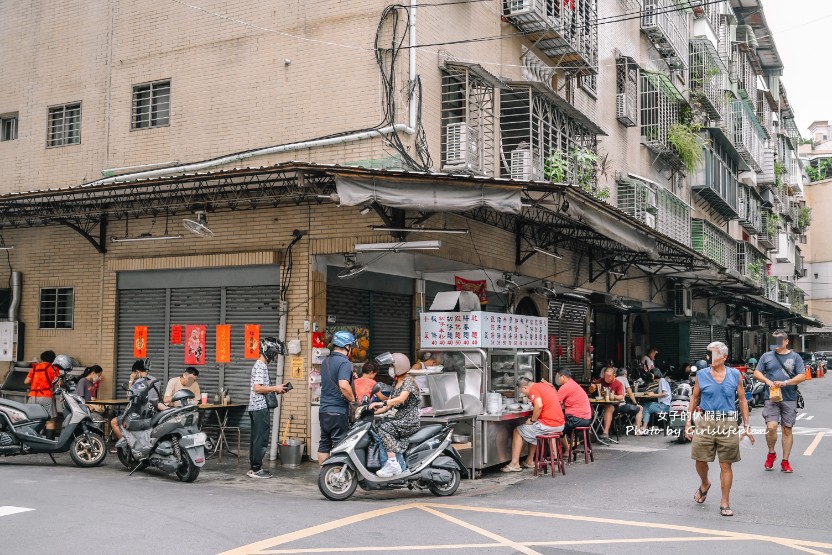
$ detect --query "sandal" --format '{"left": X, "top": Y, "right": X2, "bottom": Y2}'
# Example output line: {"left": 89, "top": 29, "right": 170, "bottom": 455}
{"left": 720, "top": 506, "right": 734, "bottom": 517}
{"left": 694, "top": 482, "right": 711, "bottom": 504}
{"left": 500, "top": 464, "right": 522, "bottom": 473}
{"left": 520, "top": 461, "right": 535, "bottom": 469}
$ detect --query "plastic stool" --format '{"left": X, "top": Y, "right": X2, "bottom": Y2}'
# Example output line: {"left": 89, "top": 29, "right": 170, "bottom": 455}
{"left": 570, "top": 427, "right": 593, "bottom": 464}
{"left": 533, "top": 433, "right": 565, "bottom": 477}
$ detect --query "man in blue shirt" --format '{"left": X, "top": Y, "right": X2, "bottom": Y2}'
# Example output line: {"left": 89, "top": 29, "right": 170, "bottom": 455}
{"left": 317, "top": 331, "right": 356, "bottom": 464}
{"left": 753, "top": 329, "right": 806, "bottom": 474}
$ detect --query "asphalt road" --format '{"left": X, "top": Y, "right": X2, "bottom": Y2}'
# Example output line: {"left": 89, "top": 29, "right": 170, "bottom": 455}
{"left": 2, "top": 376, "right": 831, "bottom": 555}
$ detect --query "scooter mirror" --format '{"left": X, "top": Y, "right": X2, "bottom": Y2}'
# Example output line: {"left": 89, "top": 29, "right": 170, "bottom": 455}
{"left": 375, "top": 352, "right": 394, "bottom": 367}
{"left": 120, "top": 383, "right": 129, "bottom": 391}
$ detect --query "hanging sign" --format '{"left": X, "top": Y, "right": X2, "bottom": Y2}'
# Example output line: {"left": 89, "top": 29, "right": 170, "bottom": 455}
{"left": 216, "top": 325, "right": 231, "bottom": 363}
{"left": 244, "top": 324, "right": 261, "bottom": 359}
{"left": 171, "top": 325, "right": 183, "bottom": 345}
{"left": 133, "top": 326, "right": 148, "bottom": 358}
{"left": 185, "top": 325, "right": 207, "bottom": 366}
{"left": 290, "top": 356, "right": 305, "bottom": 380}
{"left": 455, "top": 276, "right": 488, "bottom": 304}
{"left": 420, "top": 312, "right": 547, "bottom": 349}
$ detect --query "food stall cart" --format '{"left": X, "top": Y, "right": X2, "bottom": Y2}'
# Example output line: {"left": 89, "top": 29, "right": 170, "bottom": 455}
{"left": 416, "top": 303, "right": 551, "bottom": 477}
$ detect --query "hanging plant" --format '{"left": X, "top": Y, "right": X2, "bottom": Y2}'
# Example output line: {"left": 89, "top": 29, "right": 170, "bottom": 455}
{"left": 798, "top": 206, "right": 812, "bottom": 230}
{"left": 668, "top": 122, "right": 708, "bottom": 174}
{"left": 747, "top": 260, "right": 763, "bottom": 281}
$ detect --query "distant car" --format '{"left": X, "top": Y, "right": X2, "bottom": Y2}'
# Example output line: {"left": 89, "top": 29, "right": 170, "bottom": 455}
{"left": 797, "top": 352, "right": 818, "bottom": 378}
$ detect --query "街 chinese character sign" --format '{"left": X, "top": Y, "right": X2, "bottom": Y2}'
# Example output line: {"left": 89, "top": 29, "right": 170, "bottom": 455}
{"left": 185, "top": 325, "right": 207, "bottom": 365}
{"left": 420, "top": 312, "right": 547, "bottom": 349}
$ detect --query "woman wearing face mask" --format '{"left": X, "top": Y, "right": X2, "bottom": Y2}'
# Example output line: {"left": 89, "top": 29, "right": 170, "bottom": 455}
{"left": 369, "top": 353, "right": 420, "bottom": 477}
{"left": 76, "top": 365, "right": 104, "bottom": 412}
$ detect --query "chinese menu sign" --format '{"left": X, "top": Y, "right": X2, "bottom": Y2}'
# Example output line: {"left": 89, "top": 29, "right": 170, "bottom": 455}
{"left": 185, "top": 325, "right": 207, "bottom": 365}
{"left": 244, "top": 324, "right": 261, "bottom": 359}
{"left": 215, "top": 325, "right": 231, "bottom": 363}
{"left": 419, "top": 312, "right": 547, "bottom": 349}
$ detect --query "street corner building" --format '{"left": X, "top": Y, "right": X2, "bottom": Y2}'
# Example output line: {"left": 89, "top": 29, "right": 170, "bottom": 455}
{"left": 0, "top": 0, "right": 821, "bottom": 463}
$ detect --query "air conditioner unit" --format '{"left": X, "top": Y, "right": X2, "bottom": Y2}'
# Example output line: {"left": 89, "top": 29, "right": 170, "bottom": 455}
{"left": 643, "top": 212, "right": 657, "bottom": 229}
{"left": 444, "top": 123, "right": 481, "bottom": 172}
{"left": 673, "top": 285, "right": 692, "bottom": 317}
{"left": 616, "top": 93, "right": 636, "bottom": 127}
{"left": 644, "top": 186, "right": 658, "bottom": 213}
{"left": 510, "top": 147, "right": 542, "bottom": 181}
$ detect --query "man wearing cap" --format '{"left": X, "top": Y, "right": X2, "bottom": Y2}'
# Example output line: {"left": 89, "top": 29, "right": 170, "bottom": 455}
{"left": 110, "top": 359, "right": 164, "bottom": 448}
{"left": 317, "top": 331, "right": 356, "bottom": 465}
{"left": 753, "top": 329, "right": 805, "bottom": 473}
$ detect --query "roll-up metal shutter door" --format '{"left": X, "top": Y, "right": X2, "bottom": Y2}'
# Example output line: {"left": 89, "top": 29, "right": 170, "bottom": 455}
{"left": 548, "top": 301, "right": 589, "bottom": 381}
{"left": 690, "top": 323, "right": 712, "bottom": 362}
{"left": 224, "top": 286, "right": 281, "bottom": 445}
{"left": 371, "top": 292, "right": 413, "bottom": 359}
{"left": 116, "top": 289, "right": 167, "bottom": 396}
{"left": 326, "top": 287, "right": 370, "bottom": 327}
{"left": 712, "top": 325, "right": 727, "bottom": 344}
{"left": 169, "top": 288, "right": 222, "bottom": 400}
{"left": 649, "top": 321, "right": 680, "bottom": 369}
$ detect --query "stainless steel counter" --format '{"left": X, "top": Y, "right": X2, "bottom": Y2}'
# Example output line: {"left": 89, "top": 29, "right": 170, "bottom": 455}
{"left": 478, "top": 411, "right": 532, "bottom": 421}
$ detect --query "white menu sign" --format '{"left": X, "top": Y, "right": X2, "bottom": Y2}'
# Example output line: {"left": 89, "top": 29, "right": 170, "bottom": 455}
{"left": 420, "top": 311, "right": 548, "bottom": 349}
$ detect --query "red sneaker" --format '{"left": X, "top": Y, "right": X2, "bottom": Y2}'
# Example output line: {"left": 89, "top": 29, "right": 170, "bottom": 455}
{"left": 781, "top": 460, "right": 794, "bottom": 473}
{"left": 764, "top": 452, "right": 777, "bottom": 471}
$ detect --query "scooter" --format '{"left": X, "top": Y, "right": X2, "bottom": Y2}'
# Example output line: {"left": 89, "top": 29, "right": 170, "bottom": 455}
{"left": 318, "top": 405, "right": 468, "bottom": 501}
{"left": 747, "top": 373, "right": 765, "bottom": 408}
{"left": 0, "top": 371, "right": 107, "bottom": 467}
{"left": 115, "top": 381, "right": 207, "bottom": 482}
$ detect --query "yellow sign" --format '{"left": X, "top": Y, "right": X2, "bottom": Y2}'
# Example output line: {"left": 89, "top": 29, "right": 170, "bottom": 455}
{"left": 290, "top": 356, "right": 305, "bottom": 379}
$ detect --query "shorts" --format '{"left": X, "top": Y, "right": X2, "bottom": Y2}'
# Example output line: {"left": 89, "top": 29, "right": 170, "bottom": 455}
{"left": 762, "top": 400, "right": 798, "bottom": 428}
{"left": 318, "top": 412, "right": 350, "bottom": 454}
{"left": 517, "top": 421, "right": 564, "bottom": 444}
{"left": 614, "top": 403, "right": 641, "bottom": 416}
{"left": 563, "top": 414, "right": 592, "bottom": 436}
{"left": 28, "top": 396, "right": 56, "bottom": 419}
{"left": 690, "top": 416, "right": 740, "bottom": 463}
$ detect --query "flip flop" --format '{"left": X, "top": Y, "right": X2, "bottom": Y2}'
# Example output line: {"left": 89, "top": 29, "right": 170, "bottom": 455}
{"left": 501, "top": 465, "right": 522, "bottom": 473}
{"left": 694, "top": 483, "right": 711, "bottom": 504}
{"left": 720, "top": 506, "right": 734, "bottom": 517}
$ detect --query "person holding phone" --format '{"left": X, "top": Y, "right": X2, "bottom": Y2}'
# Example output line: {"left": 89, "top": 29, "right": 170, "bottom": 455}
{"left": 247, "top": 337, "right": 287, "bottom": 479}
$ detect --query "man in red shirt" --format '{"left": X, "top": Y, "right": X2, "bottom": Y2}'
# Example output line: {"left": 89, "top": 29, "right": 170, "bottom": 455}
{"left": 24, "top": 350, "right": 60, "bottom": 439}
{"left": 501, "top": 377, "right": 565, "bottom": 472}
{"left": 555, "top": 368, "right": 592, "bottom": 456}
{"left": 589, "top": 366, "right": 625, "bottom": 440}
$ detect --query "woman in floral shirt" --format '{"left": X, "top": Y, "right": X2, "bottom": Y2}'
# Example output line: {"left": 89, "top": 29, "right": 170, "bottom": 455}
{"left": 370, "top": 353, "right": 420, "bottom": 477}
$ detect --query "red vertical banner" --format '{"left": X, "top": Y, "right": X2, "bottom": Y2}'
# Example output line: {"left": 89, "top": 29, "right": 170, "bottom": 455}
{"left": 185, "top": 325, "right": 207, "bottom": 366}
{"left": 171, "top": 325, "right": 183, "bottom": 345}
{"left": 244, "top": 324, "right": 261, "bottom": 359}
{"left": 134, "top": 326, "right": 148, "bottom": 358}
{"left": 216, "top": 325, "right": 231, "bottom": 363}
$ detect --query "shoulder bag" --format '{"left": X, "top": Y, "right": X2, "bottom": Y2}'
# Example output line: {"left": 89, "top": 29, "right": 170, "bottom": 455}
{"left": 771, "top": 352, "right": 805, "bottom": 409}
{"left": 264, "top": 391, "right": 279, "bottom": 409}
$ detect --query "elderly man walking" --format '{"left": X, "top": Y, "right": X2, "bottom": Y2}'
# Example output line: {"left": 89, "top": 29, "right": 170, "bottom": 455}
{"left": 686, "top": 341, "right": 753, "bottom": 517}
{"left": 502, "top": 377, "right": 565, "bottom": 472}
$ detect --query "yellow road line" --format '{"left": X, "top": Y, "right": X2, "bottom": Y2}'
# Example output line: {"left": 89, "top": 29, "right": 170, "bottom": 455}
{"left": 258, "top": 543, "right": 500, "bottom": 554}
{"left": 419, "top": 505, "right": 542, "bottom": 555}
{"left": 423, "top": 503, "right": 832, "bottom": 549}
{"left": 217, "top": 503, "right": 420, "bottom": 555}
{"left": 771, "top": 540, "right": 830, "bottom": 555}
{"left": 803, "top": 432, "right": 825, "bottom": 457}
{"left": 526, "top": 536, "right": 749, "bottom": 546}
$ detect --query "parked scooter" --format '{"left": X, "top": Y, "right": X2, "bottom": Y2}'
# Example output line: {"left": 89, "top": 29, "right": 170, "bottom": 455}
{"left": 0, "top": 356, "right": 107, "bottom": 467}
{"left": 318, "top": 404, "right": 468, "bottom": 501}
{"left": 115, "top": 380, "right": 206, "bottom": 482}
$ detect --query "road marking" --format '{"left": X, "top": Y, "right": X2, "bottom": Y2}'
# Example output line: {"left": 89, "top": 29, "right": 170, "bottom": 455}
{"left": 0, "top": 506, "right": 34, "bottom": 518}
{"left": 791, "top": 427, "right": 832, "bottom": 436}
{"left": 419, "top": 504, "right": 541, "bottom": 555}
{"left": 803, "top": 432, "right": 825, "bottom": 457}
{"left": 795, "top": 413, "right": 814, "bottom": 421}
{"left": 216, "top": 503, "right": 418, "bottom": 555}
{"left": 526, "top": 536, "right": 750, "bottom": 547}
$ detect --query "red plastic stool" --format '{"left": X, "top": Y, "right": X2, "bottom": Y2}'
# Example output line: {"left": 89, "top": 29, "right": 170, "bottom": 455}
{"left": 533, "top": 433, "right": 565, "bottom": 477}
{"left": 570, "top": 427, "right": 594, "bottom": 464}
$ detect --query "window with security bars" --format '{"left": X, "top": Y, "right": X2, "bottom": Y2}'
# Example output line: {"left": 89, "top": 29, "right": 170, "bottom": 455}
{"left": 691, "top": 219, "right": 737, "bottom": 272}
{"left": 499, "top": 85, "right": 597, "bottom": 183}
{"left": 731, "top": 99, "right": 764, "bottom": 172}
{"left": 132, "top": 80, "right": 170, "bottom": 129}
{"left": 656, "top": 186, "right": 690, "bottom": 246}
{"left": 731, "top": 45, "right": 756, "bottom": 100}
{"left": 640, "top": 71, "right": 684, "bottom": 165}
{"left": 641, "top": 0, "right": 689, "bottom": 70}
{"left": 440, "top": 67, "right": 494, "bottom": 175}
{"left": 617, "top": 177, "right": 657, "bottom": 227}
{"left": 1, "top": 113, "right": 18, "bottom": 141}
{"left": 692, "top": 139, "right": 740, "bottom": 217}
{"left": 39, "top": 288, "right": 74, "bottom": 329}
{"left": 47, "top": 103, "right": 81, "bottom": 147}
{"left": 689, "top": 38, "right": 726, "bottom": 121}
{"left": 615, "top": 56, "right": 638, "bottom": 127}
{"left": 737, "top": 184, "right": 762, "bottom": 235}
{"left": 736, "top": 242, "right": 766, "bottom": 287}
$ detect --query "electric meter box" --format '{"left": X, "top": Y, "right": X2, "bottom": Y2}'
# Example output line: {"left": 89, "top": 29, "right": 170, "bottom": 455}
{"left": 0, "top": 321, "right": 24, "bottom": 362}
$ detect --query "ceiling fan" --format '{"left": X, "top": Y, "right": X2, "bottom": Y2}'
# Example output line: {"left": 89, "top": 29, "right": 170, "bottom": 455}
{"left": 183, "top": 210, "right": 214, "bottom": 238}
{"left": 337, "top": 253, "right": 368, "bottom": 280}
{"left": 533, "top": 280, "right": 558, "bottom": 298}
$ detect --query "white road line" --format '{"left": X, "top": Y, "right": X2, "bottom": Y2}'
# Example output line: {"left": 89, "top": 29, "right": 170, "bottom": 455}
{"left": 795, "top": 413, "right": 814, "bottom": 421}
{"left": 791, "top": 427, "right": 832, "bottom": 436}
{"left": 803, "top": 432, "right": 825, "bottom": 457}
{"left": 0, "top": 506, "right": 34, "bottom": 518}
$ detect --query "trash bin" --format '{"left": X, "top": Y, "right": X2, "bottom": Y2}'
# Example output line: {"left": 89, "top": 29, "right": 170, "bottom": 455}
{"left": 280, "top": 439, "right": 305, "bottom": 466}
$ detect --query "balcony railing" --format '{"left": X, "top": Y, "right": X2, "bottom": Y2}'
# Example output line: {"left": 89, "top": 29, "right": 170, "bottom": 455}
{"left": 656, "top": 186, "right": 692, "bottom": 246}
{"left": 692, "top": 219, "right": 738, "bottom": 272}
{"left": 759, "top": 210, "right": 778, "bottom": 250}
{"left": 617, "top": 177, "right": 658, "bottom": 227}
{"left": 738, "top": 185, "right": 762, "bottom": 235}
{"left": 690, "top": 37, "right": 727, "bottom": 121}
{"left": 642, "top": 0, "right": 690, "bottom": 70}
{"left": 782, "top": 117, "right": 802, "bottom": 150}
{"left": 731, "top": 99, "right": 765, "bottom": 172}
{"left": 731, "top": 45, "right": 757, "bottom": 100}
{"left": 758, "top": 147, "right": 776, "bottom": 185}
{"left": 640, "top": 71, "right": 686, "bottom": 169}
{"left": 503, "top": 0, "right": 598, "bottom": 73}
{"left": 737, "top": 241, "right": 766, "bottom": 288}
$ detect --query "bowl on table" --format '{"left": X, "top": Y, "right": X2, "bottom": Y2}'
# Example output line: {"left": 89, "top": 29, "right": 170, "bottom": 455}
{"left": 507, "top": 403, "right": 522, "bottom": 411}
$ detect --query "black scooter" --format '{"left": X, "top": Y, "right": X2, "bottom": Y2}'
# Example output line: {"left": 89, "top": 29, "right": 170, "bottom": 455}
{"left": 318, "top": 405, "right": 468, "bottom": 501}
{"left": 0, "top": 371, "right": 107, "bottom": 467}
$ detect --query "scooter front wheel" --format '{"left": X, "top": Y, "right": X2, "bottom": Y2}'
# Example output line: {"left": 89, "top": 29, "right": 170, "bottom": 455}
{"left": 70, "top": 432, "right": 107, "bottom": 467}
{"left": 318, "top": 464, "right": 358, "bottom": 501}
{"left": 117, "top": 446, "right": 140, "bottom": 470}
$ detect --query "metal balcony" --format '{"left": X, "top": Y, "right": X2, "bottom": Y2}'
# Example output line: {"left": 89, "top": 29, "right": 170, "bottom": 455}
{"left": 737, "top": 185, "right": 762, "bottom": 235}
{"left": 642, "top": 0, "right": 689, "bottom": 70}
{"left": 731, "top": 99, "right": 765, "bottom": 172}
{"left": 691, "top": 219, "right": 738, "bottom": 272}
{"left": 690, "top": 37, "right": 727, "bottom": 121}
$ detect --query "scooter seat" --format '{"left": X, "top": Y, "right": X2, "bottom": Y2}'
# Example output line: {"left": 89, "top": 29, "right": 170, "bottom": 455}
{"left": 150, "top": 407, "right": 178, "bottom": 427}
{"left": 407, "top": 424, "right": 444, "bottom": 446}
{"left": 0, "top": 398, "right": 50, "bottom": 421}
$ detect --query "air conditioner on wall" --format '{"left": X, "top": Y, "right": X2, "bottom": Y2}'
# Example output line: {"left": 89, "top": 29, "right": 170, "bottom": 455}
{"left": 643, "top": 212, "right": 657, "bottom": 229}
{"left": 616, "top": 93, "right": 636, "bottom": 127}
{"left": 674, "top": 285, "right": 692, "bottom": 317}
{"left": 504, "top": 0, "right": 531, "bottom": 16}
{"left": 510, "top": 147, "right": 542, "bottom": 181}
{"left": 444, "top": 123, "right": 480, "bottom": 172}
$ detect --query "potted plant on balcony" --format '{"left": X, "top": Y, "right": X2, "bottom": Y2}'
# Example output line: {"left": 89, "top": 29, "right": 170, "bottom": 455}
{"left": 544, "top": 147, "right": 610, "bottom": 200}
{"left": 668, "top": 121, "right": 707, "bottom": 174}
{"left": 767, "top": 213, "right": 781, "bottom": 238}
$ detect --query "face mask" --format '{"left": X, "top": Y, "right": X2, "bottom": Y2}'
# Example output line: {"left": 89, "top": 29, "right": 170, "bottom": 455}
{"left": 388, "top": 367, "right": 396, "bottom": 378}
